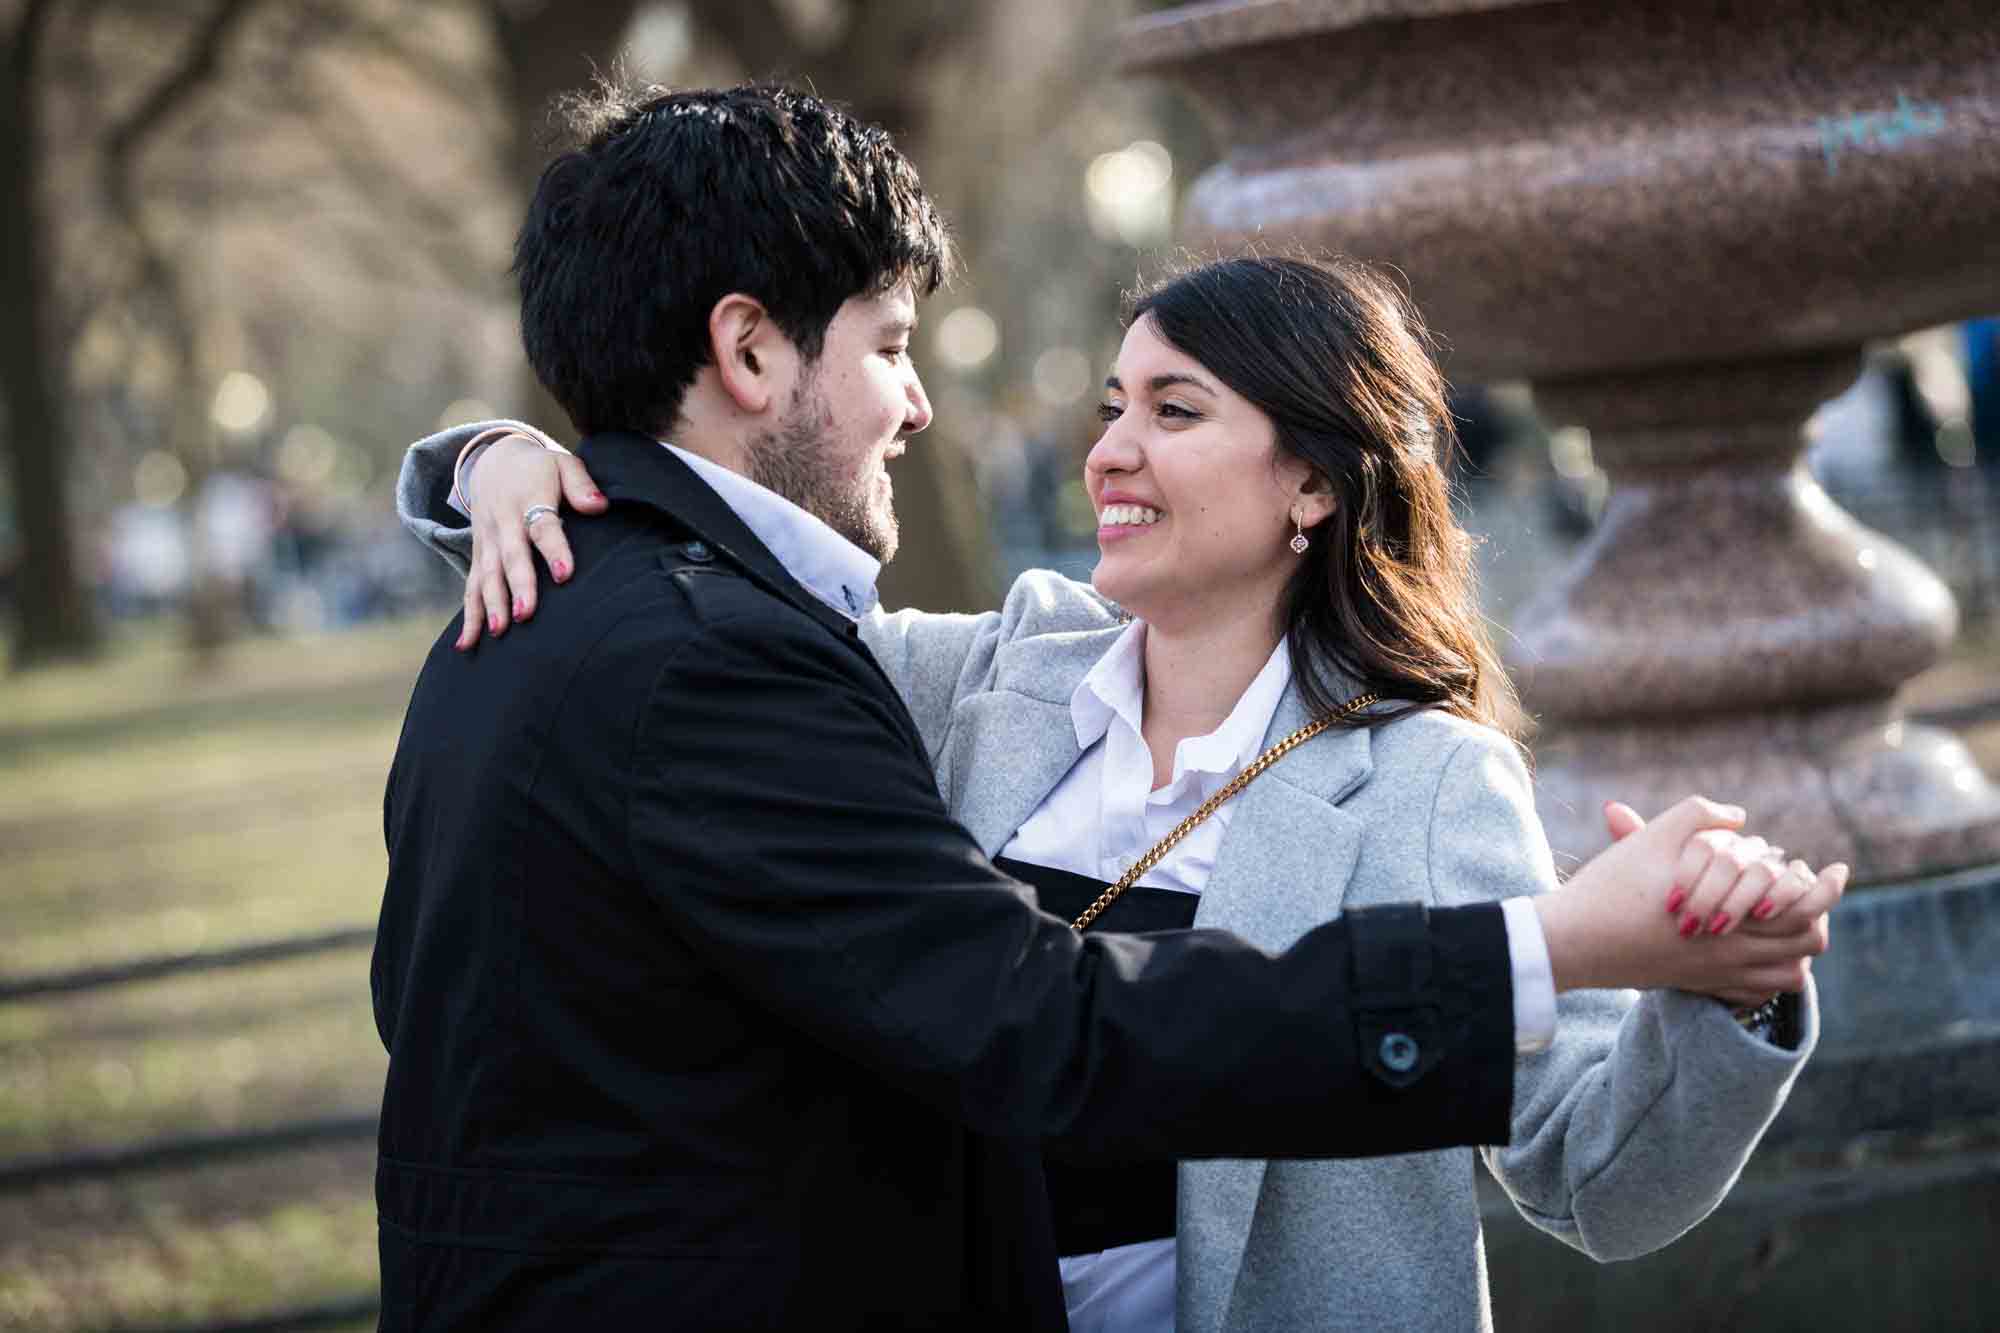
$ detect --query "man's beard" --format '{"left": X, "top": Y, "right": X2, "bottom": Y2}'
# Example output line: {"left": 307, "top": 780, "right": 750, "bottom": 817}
{"left": 746, "top": 376, "right": 899, "bottom": 563}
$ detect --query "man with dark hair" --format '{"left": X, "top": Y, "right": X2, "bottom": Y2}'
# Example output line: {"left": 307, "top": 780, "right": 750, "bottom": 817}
{"left": 377, "top": 82, "right": 1762, "bottom": 1330}
{"left": 514, "top": 84, "right": 953, "bottom": 449}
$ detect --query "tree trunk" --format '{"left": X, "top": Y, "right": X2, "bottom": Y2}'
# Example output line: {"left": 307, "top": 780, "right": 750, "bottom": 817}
{"left": 0, "top": 5, "right": 101, "bottom": 667}
{"left": 488, "top": 0, "right": 647, "bottom": 434}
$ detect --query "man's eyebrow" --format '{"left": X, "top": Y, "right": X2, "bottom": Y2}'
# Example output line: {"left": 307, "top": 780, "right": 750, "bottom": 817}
{"left": 1103, "top": 372, "right": 1217, "bottom": 395}
{"left": 879, "top": 314, "right": 918, "bottom": 339}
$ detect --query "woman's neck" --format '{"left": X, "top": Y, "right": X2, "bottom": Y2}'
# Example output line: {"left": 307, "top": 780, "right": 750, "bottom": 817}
{"left": 1136, "top": 600, "right": 1286, "bottom": 790}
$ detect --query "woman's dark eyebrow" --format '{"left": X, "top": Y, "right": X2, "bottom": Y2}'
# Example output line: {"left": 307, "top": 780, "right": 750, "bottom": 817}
{"left": 1102, "top": 372, "right": 1217, "bottom": 396}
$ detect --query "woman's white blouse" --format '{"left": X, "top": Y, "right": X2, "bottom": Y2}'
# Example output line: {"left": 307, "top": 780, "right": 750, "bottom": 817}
{"left": 1001, "top": 622, "right": 1294, "bottom": 896}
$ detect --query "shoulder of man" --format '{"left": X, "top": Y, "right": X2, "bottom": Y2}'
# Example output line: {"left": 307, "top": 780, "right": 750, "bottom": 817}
{"left": 632, "top": 530, "right": 899, "bottom": 696}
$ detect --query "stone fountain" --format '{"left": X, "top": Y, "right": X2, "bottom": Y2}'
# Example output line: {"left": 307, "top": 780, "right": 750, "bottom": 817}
{"left": 1123, "top": 1, "right": 2000, "bottom": 1325}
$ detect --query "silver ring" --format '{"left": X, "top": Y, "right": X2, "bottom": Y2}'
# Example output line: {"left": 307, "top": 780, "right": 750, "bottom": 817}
{"left": 523, "top": 504, "right": 559, "bottom": 528}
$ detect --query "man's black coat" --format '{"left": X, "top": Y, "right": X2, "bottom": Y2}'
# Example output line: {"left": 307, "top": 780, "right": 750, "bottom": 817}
{"left": 374, "top": 434, "right": 1515, "bottom": 1331}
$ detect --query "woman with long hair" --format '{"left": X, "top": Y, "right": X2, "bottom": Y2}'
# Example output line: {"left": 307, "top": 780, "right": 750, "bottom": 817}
{"left": 401, "top": 253, "right": 1834, "bottom": 1332}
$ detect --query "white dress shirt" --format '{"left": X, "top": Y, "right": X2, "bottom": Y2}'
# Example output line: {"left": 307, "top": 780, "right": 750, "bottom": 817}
{"left": 1002, "top": 619, "right": 1294, "bottom": 895}
{"left": 1001, "top": 621, "right": 1556, "bottom": 1333}
{"left": 658, "top": 444, "right": 881, "bottom": 619}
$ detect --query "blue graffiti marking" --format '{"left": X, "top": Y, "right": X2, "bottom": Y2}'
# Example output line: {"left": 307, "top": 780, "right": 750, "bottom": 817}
{"left": 1818, "top": 92, "right": 1948, "bottom": 176}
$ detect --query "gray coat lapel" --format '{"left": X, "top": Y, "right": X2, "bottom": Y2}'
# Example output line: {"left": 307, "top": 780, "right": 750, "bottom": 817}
{"left": 1191, "top": 685, "right": 1374, "bottom": 943}
{"left": 1180, "top": 684, "right": 1375, "bottom": 1333}
{"left": 941, "top": 625, "right": 1128, "bottom": 855}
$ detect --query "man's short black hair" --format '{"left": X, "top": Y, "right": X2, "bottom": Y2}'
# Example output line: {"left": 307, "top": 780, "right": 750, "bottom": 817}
{"left": 515, "top": 81, "right": 956, "bottom": 436}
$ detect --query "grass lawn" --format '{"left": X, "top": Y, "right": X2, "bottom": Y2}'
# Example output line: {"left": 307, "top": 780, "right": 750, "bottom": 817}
{"left": 1, "top": 616, "right": 444, "bottom": 1331}
{"left": 2, "top": 607, "right": 1995, "bottom": 1331}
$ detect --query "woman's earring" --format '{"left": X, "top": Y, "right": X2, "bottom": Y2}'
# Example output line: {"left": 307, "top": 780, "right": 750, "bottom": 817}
{"left": 1290, "top": 509, "right": 1310, "bottom": 555}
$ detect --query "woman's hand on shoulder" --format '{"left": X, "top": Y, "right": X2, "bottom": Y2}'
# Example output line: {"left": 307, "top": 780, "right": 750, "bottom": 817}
{"left": 457, "top": 433, "right": 607, "bottom": 651}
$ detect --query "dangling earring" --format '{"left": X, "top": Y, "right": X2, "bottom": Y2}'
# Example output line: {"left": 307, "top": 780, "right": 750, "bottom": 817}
{"left": 1290, "top": 508, "right": 1310, "bottom": 555}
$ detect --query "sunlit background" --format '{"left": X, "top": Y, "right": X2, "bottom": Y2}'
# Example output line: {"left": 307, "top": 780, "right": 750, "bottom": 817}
{"left": 2, "top": 1, "right": 1997, "bottom": 1329}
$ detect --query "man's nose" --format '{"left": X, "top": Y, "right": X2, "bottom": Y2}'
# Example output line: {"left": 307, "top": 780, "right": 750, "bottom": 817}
{"left": 904, "top": 369, "right": 933, "bottom": 435}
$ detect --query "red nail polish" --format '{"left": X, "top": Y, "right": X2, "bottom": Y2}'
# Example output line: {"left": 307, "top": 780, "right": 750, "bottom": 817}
{"left": 513, "top": 596, "right": 527, "bottom": 620}
{"left": 553, "top": 561, "right": 569, "bottom": 582}
{"left": 1708, "top": 911, "right": 1732, "bottom": 935}
{"left": 488, "top": 613, "right": 503, "bottom": 635}
{"left": 1753, "top": 898, "right": 1777, "bottom": 920}
{"left": 1679, "top": 914, "right": 1701, "bottom": 939}
{"left": 1666, "top": 889, "right": 1687, "bottom": 916}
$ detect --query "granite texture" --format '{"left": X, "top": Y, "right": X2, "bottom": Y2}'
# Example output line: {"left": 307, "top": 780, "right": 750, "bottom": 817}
{"left": 1130, "top": 0, "right": 2000, "bottom": 881}
{"left": 1128, "top": 0, "right": 2000, "bottom": 383}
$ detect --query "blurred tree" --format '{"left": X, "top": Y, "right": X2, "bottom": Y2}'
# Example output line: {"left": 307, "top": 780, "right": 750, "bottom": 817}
{"left": 2, "top": 0, "right": 1169, "bottom": 671}
{"left": 1, "top": 0, "right": 100, "bottom": 666}
{"left": 4, "top": 0, "right": 276, "bottom": 666}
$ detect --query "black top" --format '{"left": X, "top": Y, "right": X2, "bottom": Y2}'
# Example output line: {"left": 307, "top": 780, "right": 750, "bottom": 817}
{"left": 996, "top": 856, "right": 1195, "bottom": 1257}
{"left": 373, "top": 430, "right": 1517, "bottom": 1332}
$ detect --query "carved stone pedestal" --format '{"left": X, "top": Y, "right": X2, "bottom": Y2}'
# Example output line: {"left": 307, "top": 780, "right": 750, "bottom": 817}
{"left": 1516, "top": 353, "right": 2000, "bottom": 878}
{"left": 1122, "top": 0, "right": 2000, "bottom": 879}
{"left": 1121, "top": 5, "right": 2000, "bottom": 1321}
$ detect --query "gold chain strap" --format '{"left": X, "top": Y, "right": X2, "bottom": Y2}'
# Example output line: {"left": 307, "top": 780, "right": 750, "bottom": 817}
{"left": 1070, "top": 693, "right": 1381, "bottom": 931}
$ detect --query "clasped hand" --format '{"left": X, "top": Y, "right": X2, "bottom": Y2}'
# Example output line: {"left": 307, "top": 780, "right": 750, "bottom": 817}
{"left": 1546, "top": 798, "right": 1844, "bottom": 1009}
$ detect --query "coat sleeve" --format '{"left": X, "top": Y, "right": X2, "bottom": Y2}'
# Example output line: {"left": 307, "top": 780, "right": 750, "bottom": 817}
{"left": 627, "top": 607, "right": 1518, "bottom": 1160}
{"left": 394, "top": 418, "right": 551, "bottom": 576}
{"left": 858, "top": 570, "right": 1120, "bottom": 761}
{"left": 1424, "top": 731, "right": 1818, "bottom": 1261}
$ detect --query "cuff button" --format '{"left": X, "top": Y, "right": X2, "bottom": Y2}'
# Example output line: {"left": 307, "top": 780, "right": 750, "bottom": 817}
{"left": 1379, "top": 1032, "right": 1420, "bottom": 1073}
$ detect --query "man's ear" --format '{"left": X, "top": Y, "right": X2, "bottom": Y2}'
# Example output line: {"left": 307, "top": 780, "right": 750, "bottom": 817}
{"left": 709, "top": 293, "right": 793, "bottom": 415}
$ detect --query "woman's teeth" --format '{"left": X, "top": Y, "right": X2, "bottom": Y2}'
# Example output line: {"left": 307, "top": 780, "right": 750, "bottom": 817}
{"left": 1100, "top": 504, "right": 1162, "bottom": 527}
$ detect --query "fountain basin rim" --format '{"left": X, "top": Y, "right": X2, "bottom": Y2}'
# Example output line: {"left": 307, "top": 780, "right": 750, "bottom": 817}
{"left": 1832, "top": 858, "right": 2000, "bottom": 906}
{"left": 1119, "top": 0, "right": 1552, "bottom": 74}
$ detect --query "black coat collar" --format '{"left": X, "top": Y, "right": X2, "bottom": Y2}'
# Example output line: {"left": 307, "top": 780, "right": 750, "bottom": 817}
{"left": 574, "top": 431, "right": 858, "bottom": 641}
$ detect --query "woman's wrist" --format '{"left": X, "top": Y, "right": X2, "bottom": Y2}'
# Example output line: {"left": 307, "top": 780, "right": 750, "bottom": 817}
{"left": 452, "top": 426, "right": 567, "bottom": 513}
{"left": 1722, "top": 993, "right": 1789, "bottom": 1045}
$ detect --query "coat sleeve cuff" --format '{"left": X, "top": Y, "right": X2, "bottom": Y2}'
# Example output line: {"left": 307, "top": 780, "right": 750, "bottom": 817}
{"left": 1347, "top": 901, "right": 1516, "bottom": 1146}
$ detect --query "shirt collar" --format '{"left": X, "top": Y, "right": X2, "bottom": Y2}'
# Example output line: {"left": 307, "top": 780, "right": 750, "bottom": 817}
{"left": 662, "top": 442, "right": 880, "bottom": 619}
{"left": 1070, "top": 621, "right": 1296, "bottom": 783}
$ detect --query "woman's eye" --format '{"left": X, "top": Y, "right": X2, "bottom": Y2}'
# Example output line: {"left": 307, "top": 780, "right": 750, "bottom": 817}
{"left": 1158, "top": 402, "right": 1199, "bottom": 421}
{"left": 1095, "top": 402, "right": 1124, "bottom": 423}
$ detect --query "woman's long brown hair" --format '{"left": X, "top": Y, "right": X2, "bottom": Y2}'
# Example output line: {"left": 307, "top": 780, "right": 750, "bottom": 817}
{"left": 1128, "top": 253, "right": 1520, "bottom": 739}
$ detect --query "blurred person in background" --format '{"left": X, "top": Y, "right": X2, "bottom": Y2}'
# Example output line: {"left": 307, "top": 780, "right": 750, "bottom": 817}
{"left": 413, "top": 243, "right": 1841, "bottom": 1332}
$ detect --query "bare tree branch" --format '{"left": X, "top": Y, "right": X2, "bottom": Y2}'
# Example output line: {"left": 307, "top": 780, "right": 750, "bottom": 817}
{"left": 686, "top": 0, "right": 803, "bottom": 81}
{"left": 298, "top": 99, "right": 503, "bottom": 291}
{"left": 11, "top": 0, "right": 58, "bottom": 84}
{"left": 103, "top": 0, "right": 262, "bottom": 183}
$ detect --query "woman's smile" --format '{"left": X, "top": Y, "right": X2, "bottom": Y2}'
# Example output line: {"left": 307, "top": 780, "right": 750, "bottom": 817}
{"left": 1097, "top": 499, "right": 1163, "bottom": 541}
